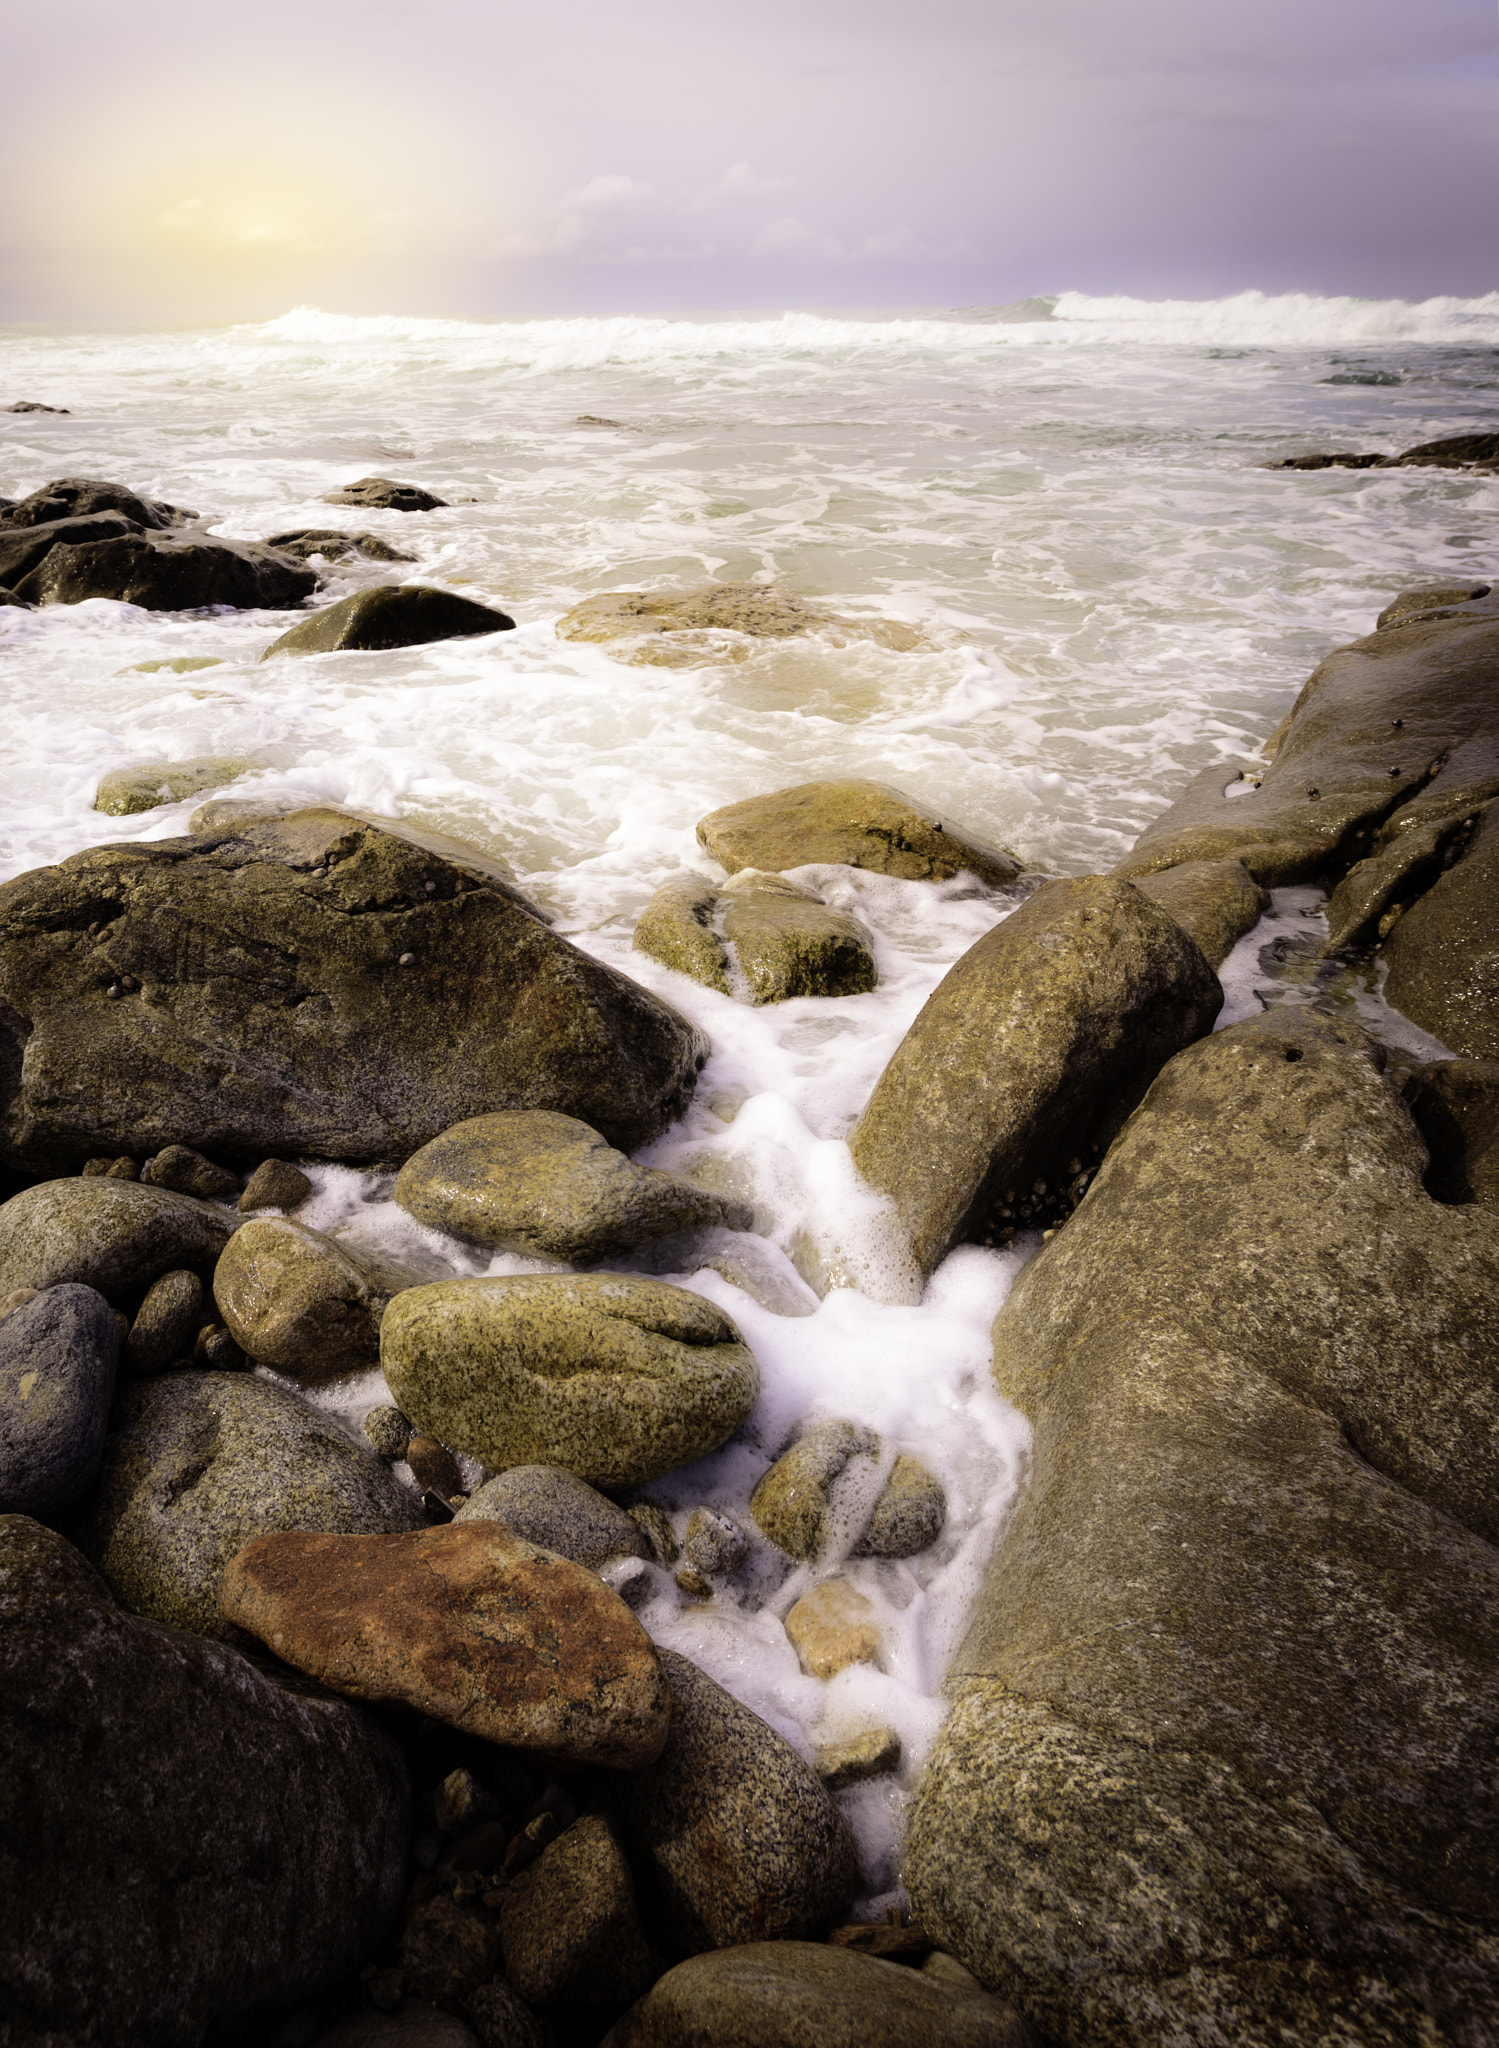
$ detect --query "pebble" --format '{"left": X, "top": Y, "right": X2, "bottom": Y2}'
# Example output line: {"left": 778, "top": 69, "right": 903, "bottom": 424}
{"left": 785, "top": 1578, "right": 884, "bottom": 1679}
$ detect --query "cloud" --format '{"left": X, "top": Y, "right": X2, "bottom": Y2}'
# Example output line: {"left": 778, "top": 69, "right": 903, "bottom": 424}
{"left": 564, "top": 174, "right": 656, "bottom": 212}
{"left": 704, "top": 161, "right": 795, "bottom": 202}
{"left": 752, "top": 215, "right": 844, "bottom": 261}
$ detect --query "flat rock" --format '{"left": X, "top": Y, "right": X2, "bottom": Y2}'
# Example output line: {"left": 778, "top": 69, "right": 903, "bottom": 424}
{"left": 850, "top": 875, "right": 1221, "bottom": 1275}
{"left": 73, "top": 1369, "right": 423, "bottom": 1638}
{"left": 0, "top": 1284, "right": 119, "bottom": 1515}
{"left": 261, "top": 585, "right": 515, "bottom": 659}
{"left": 784, "top": 1578, "right": 882, "bottom": 1678}
{"left": 0, "top": 1176, "right": 235, "bottom": 1306}
{"left": 499, "top": 1810, "right": 656, "bottom": 2006}
{"left": 322, "top": 477, "right": 449, "bottom": 511}
{"left": 0, "top": 808, "right": 704, "bottom": 1172}
{"left": 123, "top": 1267, "right": 204, "bottom": 1374}
{"left": 455, "top": 1464, "right": 650, "bottom": 1569}
{"left": 1131, "top": 857, "right": 1268, "bottom": 967}
{"left": 266, "top": 527, "right": 416, "bottom": 563}
{"left": 394, "top": 1110, "right": 745, "bottom": 1262}
{"left": 607, "top": 1648, "right": 857, "bottom": 1952}
{"left": 0, "top": 1516, "right": 408, "bottom": 2048}
{"left": 213, "top": 1215, "right": 400, "bottom": 1382}
{"left": 697, "top": 780, "right": 1021, "bottom": 889}
{"left": 381, "top": 1275, "right": 758, "bottom": 1490}
{"left": 94, "top": 757, "right": 249, "bottom": 817}
{"left": 221, "top": 1520, "right": 672, "bottom": 1768}
{"left": 557, "top": 583, "right": 919, "bottom": 665}
{"left": 905, "top": 1008, "right": 1499, "bottom": 2045}
{"left": 1407, "top": 1057, "right": 1499, "bottom": 1207}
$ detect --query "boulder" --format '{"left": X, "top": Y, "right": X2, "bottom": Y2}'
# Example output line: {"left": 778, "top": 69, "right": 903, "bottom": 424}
{"left": 858, "top": 1453, "right": 946, "bottom": 1557}
{"left": 381, "top": 1276, "right": 759, "bottom": 1491}
{"left": 322, "top": 477, "right": 449, "bottom": 511}
{"left": 393, "top": 1110, "right": 744, "bottom": 1263}
{"left": 749, "top": 1419, "right": 945, "bottom": 1560}
{"left": 605, "top": 1943, "right": 1035, "bottom": 2048}
{"left": 1376, "top": 580, "right": 1492, "bottom": 631}
{"left": 720, "top": 872, "right": 878, "bottom": 1002}
{"left": 94, "top": 757, "right": 249, "bottom": 817}
{"left": 465, "top": 1984, "right": 550, "bottom": 2048}
{"left": 123, "top": 1268, "right": 205, "bottom": 1374}
{"left": 0, "top": 477, "right": 195, "bottom": 530}
{"left": 697, "top": 780, "right": 1021, "bottom": 889}
{"left": 13, "top": 527, "right": 318, "bottom": 610}
{"left": 632, "top": 875, "right": 730, "bottom": 993}
{"left": 455, "top": 1465, "right": 650, "bottom": 1570}
{"left": 213, "top": 1215, "right": 399, "bottom": 1382}
{"left": 260, "top": 586, "right": 515, "bottom": 659}
{"left": 556, "top": 584, "right": 919, "bottom": 665}
{"left": 143, "top": 1140, "right": 240, "bottom": 1200}
{"left": 266, "top": 527, "right": 416, "bottom": 563}
{"left": 1131, "top": 857, "right": 1268, "bottom": 967}
{"left": 73, "top": 1369, "right": 423, "bottom": 1638}
{"left": 607, "top": 1649, "right": 857, "bottom": 1953}
{"left": 221, "top": 1521, "right": 672, "bottom": 1769}
{"left": 3, "top": 400, "right": 69, "bottom": 413}
{"left": 0, "top": 1284, "right": 119, "bottom": 1516}
{"left": 850, "top": 875, "right": 1221, "bottom": 1276}
{"left": 0, "top": 1516, "right": 408, "bottom": 2048}
{"left": 784, "top": 1578, "right": 881, "bottom": 1679}
{"left": 0, "top": 510, "right": 146, "bottom": 591}
{"left": 0, "top": 808, "right": 704, "bottom": 1173}
{"left": 401, "top": 1893, "right": 503, "bottom": 2005}
{"left": 0, "top": 1177, "right": 235, "bottom": 1306}
{"left": 240, "top": 1157, "right": 315, "bottom": 1212}
{"left": 1407, "top": 1058, "right": 1499, "bottom": 1208}
{"left": 905, "top": 1008, "right": 1499, "bottom": 2045}
{"left": 319, "top": 2009, "right": 481, "bottom": 2048}
{"left": 1397, "top": 429, "right": 1499, "bottom": 465}
{"left": 1381, "top": 800, "right": 1499, "bottom": 1055}
{"left": 498, "top": 1811, "right": 656, "bottom": 2007}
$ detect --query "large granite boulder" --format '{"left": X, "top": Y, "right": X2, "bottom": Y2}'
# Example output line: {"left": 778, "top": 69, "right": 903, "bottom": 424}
{"left": 0, "top": 1177, "right": 235, "bottom": 1306}
{"left": 850, "top": 875, "right": 1221, "bottom": 1275}
{"left": 0, "top": 1284, "right": 119, "bottom": 1516}
{"left": 906, "top": 1008, "right": 1499, "bottom": 2046}
{"left": 72, "top": 1370, "right": 424, "bottom": 1638}
{"left": 260, "top": 586, "right": 515, "bottom": 658}
{"left": 696, "top": 780, "right": 1021, "bottom": 889}
{"left": 381, "top": 1276, "right": 758, "bottom": 1490}
{"left": 0, "top": 808, "right": 704, "bottom": 1173}
{"left": 0, "top": 1516, "right": 408, "bottom": 2048}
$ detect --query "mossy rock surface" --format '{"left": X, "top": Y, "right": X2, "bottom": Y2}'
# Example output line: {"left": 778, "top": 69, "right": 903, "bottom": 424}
{"left": 697, "top": 780, "right": 1021, "bottom": 889}
{"left": 94, "top": 757, "right": 249, "bottom": 817}
{"left": 0, "top": 1177, "right": 234, "bottom": 1307}
{"left": 557, "top": 583, "right": 919, "bottom": 662}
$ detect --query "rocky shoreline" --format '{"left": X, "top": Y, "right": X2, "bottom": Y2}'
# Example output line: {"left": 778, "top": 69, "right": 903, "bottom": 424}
{"left": 0, "top": 473, "right": 1496, "bottom": 2047}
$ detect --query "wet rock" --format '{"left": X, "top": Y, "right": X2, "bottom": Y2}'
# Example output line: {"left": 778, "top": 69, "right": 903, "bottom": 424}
{"left": 784, "top": 1578, "right": 882, "bottom": 1678}
{"left": 697, "top": 779, "right": 1021, "bottom": 889}
{"left": 0, "top": 1284, "right": 119, "bottom": 1515}
{"left": 1266, "top": 450, "right": 1388, "bottom": 470}
{"left": 406, "top": 1434, "right": 464, "bottom": 1498}
{"left": 0, "top": 1177, "right": 234, "bottom": 1306}
{"left": 0, "top": 477, "right": 196, "bottom": 530}
{"left": 814, "top": 1726, "right": 902, "bottom": 1789}
{"left": 266, "top": 527, "right": 417, "bottom": 563}
{"left": 82, "top": 1153, "right": 138, "bottom": 1178}
{"left": 856, "top": 1453, "right": 946, "bottom": 1558}
{"left": 627, "top": 1501, "right": 679, "bottom": 1564}
{"left": 241, "top": 1157, "right": 316, "bottom": 1212}
{"left": 499, "top": 1811, "right": 656, "bottom": 2007}
{"left": 319, "top": 2008, "right": 481, "bottom": 2048}
{"left": 382, "top": 1276, "right": 758, "bottom": 1491}
{"left": 94, "top": 757, "right": 250, "bottom": 817}
{"left": 749, "top": 1420, "right": 877, "bottom": 1559}
{"left": 144, "top": 1141, "right": 240, "bottom": 1200}
{"left": 606, "top": 1942, "right": 1034, "bottom": 2048}
{"left": 1397, "top": 429, "right": 1499, "bottom": 465}
{"left": 557, "top": 583, "right": 919, "bottom": 666}
{"left": 435, "top": 1767, "right": 510, "bottom": 1838}
{"left": 0, "top": 808, "right": 703, "bottom": 1172}
{"left": 364, "top": 1404, "right": 413, "bottom": 1460}
{"left": 194, "top": 1321, "right": 247, "bottom": 1370}
{"left": 73, "top": 1369, "right": 423, "bottom": 1637}
{"left": 683, "top": 1506, "right": 747, "bottom": 1576}
{"left": 851, "top": 875, "right": 1221, "bottom": 1276}
{"left": 322, "top": 477, "right": 449, "bottom": 511}
{"left": 0, "top": 510, "right": 150, "bottom": 591}
{"left": 122, "top": 654, "right": 225, "bottom": 674}
{"left": 1132, "top": 857, "right": 1268, "bottom": 968}
{"left": 722, "top": 871, "right": 877, "bottom": 1002}
{"left": 1376, "top": 580, "right": 1492, "bottom": 631}
{"left": 3, "top": 399, "right": 69, "bottom": 413}
{"left": 465, "top": 1982, "right": 550, "bottom": 2048}
{"left": 905, "top": 1009, "right": 1499, "bottom": 2045}
{"left": 14, "top": 525, "right": 318, "bottom": 610}
{"left": 455, "top": 1465, "right": 649, "bottom": 1570}
{"left": 213, "top": 1216, "right": 400, "bottom": 1383}
{"left": 261, "top": 585, "right": 515, "bottom": 659}
{"left": 608, "top": 1648, "right": 857, "bottom": 1952}
{"left": 1381, "top": 800, "right": 1499, "bottom": 1057}
{"left": 221, "top": 1520, "right": 671, "bottom": 1768}
{"left": 632, "top": 875, "right": 730, "bottom": 993}
{"left": 0, "top": 1516, "right": 408, "bottom": 2048}
{"left": 401, "top": 1892, "right": 503, "bottom": 2005}
{"left": 123, "top": 1268, "right": 205, "bottom": 1374}
{"left": 1407, "top": 1058, "right": 1499, "bottom": 1208}
{"left": 393, "top": 1111, "right": 744, "bottom": 1263}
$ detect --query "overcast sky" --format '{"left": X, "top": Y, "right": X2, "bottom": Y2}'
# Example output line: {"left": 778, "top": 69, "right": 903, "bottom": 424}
{"left": 6, "top": 0, "right": 1495, "bottom": 323}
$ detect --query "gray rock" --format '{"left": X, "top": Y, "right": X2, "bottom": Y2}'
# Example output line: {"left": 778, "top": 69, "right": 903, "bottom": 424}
{"left": 0, "top": 1516, "right": 408, "bottom": 2048}
{"left": 455, "top": 1465, "right": 649, "bottom": 1569}
{"left": 720, "top": 872, "right": 878, "bottom": 1003}
{"left": 0, "top": 511, "right": 151, "bottom": 592}
{"left": 905, "top": 1008, "right": 1499, "bottom": 2046}
{"left": 240, "top": 1158, "right": 316, "bottom": 1213}
{"left": 0, "top": 1177, "right": 236, "bottom": 1307}
{"left": 682, "top": 1506, "right": 747, "bottom": 1576}
{"left": 499, "top": 1811, "right": 656, "bottom": 2007}
{"left": 94, "top": 758, "right": 250, "bottom": 818}
{"left": 607, "top": 1648, "right": 857, "bottom": 1952}
{"left": 71, "top": 1369, "right": 424, "bottom": 1638}
{"left": 260, "top": 586, "right": 515, "bottom": 660}
{"left": 850, "top": 875, "right": 1221, "bottom": 1276}
{"left": 363, "top": 1404, "right": 412, "bottom": 1460}
{"left": 1132, "top": 857, "right": 1268, "bottom": 968}
{"left": 0, "top": 1285, "right": 119, "bottom": 1515}
{"left": 696, "top": 779, "right": 1021, "bottom": 889}
{"left": 322, "top": 477, "right": 449, "bottom": 511}
{"left": 144, "top": 1141, "right": 241, "bottom": 1200}
{"left": 382, "top": 1276, "right": 759, "bottom": 1492}
{"left": 266, "top": 528, "right": 417, "bottom": 564}
{"left": 393, "top": 1111, "right": 745, "bottom": 1263}
{"left": 854, "top": 1453, "right": 946, "bottom": 1558}
{"left": 213, "top": 1215, "right": 399, "bottom": 1383}
{"left": 123, "top": 1268, "right": 205, "bottom": 1374}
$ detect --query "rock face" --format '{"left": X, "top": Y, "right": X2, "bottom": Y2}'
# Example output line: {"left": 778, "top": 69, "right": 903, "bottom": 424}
{"left": 212, "top": 1215, "right": 397, "bottom": 1382}
{"left": 0, "top": 1515, "right": 408, "bottom": 2048}
{"left": 850, "top": 875, "right": 1221, "bottom": 1276}
{"left": 94, "top": 757, "right": 249, "bottom": 817}
{"left": 0, "top": 1177, "right": 235, "bottom": 1306}
{"left": 322, "top": 477, "right": 449, "bottom": 511}
{"left": 1376, "top": 579, "right": 1492, "bottom": 630}
{"left": 0, "top": 1285, "right": 119, "bottom": 1516}
{"left": 1381, "top": 800, "right": 1498, "bottom": 1056}
{"left": 498, "top": 1811, "right": 656, "bottom": 2007}
{"left": 556, "top": 584, "right": 919, "bottom": 665}
{"left": 697, "top": 780, "right": 1022, "bottom": 889}
{"left": 607, "top": 1650, "right": 857, "bottom": 1952}
{"left": 266, "top": 527, "right": 416, "bottom": 563}
{"left": 382, "top": 1276, "right": 759, "bottom": 1490}
{"left": 1408, "top": 1057, "right": 1499, "bottom": 1208}
{"left": 221, "top": 1521, "right": 672, "bottom": 1768}
{"left": 394, "top": 1110, "right": 745, "bottom": 1262}
{"left": 0, "top": 807, "right": 704, "bottom": 1173}
{"left": 1131, "top": 857, "right": 1268, "bottom": 967}
{"left": 454, "top": 1465, "right": 650, "bottom": 1570}
{"left": 905, "top": 1008, "right": 1499, "bottom": 2046}
{"left": 260, "top": 586, "right": 515, "bottom": 659}
{"left": 73, "top": 1370, "right": 423, "bottom": 1638}
{"left": 608, "top": 1943, "right": 1036, "bottom": 2048}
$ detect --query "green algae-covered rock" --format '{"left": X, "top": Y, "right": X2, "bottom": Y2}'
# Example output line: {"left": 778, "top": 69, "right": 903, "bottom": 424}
{"left": 0, "top": 1177, "right": 235, "bottom": 1307}
{"left": 94, "top": 756, "right": 249, "bottom": 817}
{"left": 381, "top": 1275, "right": 759, "bottom": 1490}
{"left": 720, "top": 871, "right": 877, "bottom": 1003}
{"left": 1132, "top": 856, "right": 1267, "bottom": 968}
{"left": 633, "top": 874, "right": 731, "bottom": 993}
{"left": 697, "top": 779, "right": 1021, "bottom": 888}
{"left": 260, "top": 585, "right": 514, "bottom": 659}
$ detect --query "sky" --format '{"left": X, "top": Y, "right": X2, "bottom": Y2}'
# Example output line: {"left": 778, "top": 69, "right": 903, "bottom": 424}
{"left": 4, "top": 0, "right": 1495, "bottom": 324}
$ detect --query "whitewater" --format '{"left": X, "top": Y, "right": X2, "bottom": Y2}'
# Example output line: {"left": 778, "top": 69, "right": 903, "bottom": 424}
{"left": 0, "top": 288, "right": 1491, "bottom": 1909}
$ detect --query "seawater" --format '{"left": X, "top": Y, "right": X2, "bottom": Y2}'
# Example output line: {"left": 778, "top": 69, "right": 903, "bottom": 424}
{"left": 1, "top": 291, "right": 1491, "bottom": 1908}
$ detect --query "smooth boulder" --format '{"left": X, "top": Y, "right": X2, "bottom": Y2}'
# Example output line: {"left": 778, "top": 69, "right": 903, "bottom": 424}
{"left": 0, "top": 1284, "right": 119, "bottom": 1515}
{"left": 454, "top": 1464, "right": 651, "bottom": 1569}
{"left": 123, "top": 1268, "right": 205, "bottom": 1374}
{"left": 260, "top": 585, "right": 515, "bottom": 659}
{"left": 222, "top": 1521, "right": 672, "bottom": 1768}
{"left": 213, "top": 1215, "right": 399, "bottom": 1382}
{"left": 721, "top": 872, "right": 877, "bottom": 1002}
{"left": 382, "top": 1275, "right": 759, "bottom": 1490}
{"left": 697, "top": 780, "right": 1021, "bottom": 889}
{"left": 749, "top": 1419, "right": 945, "bottom": 1560}
{"left": 394, "top": 1110, "right": 745, "bottom": 1262}
{"left": 850, "top": 875, "right": 1222, "bottom": 1275}
{"left": 498, "top": 1811, "right": 656, "bottom": 2006}
{"left": 0, "top": 1516, "right": 408, "bottom": 2048}
{"left": 73, "top": 1370, "right": 424, "bottom": 1638}
{"left": 1132, "top": 857, "right": 1268, "bottom": 967}
{"left": 0, "top": 808, "right": 704, "bottom": 1172}
{"left": 0, "top": 1177, "right": 235, "bottom": 1306}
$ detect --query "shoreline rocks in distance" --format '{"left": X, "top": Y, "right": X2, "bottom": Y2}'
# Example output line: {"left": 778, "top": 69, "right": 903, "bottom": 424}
{"left": 267, "top": 527, "right": 417, "bottom": 563}
{"left": 323, "top": 478, "right": 450, "bottom": 511}
{"left": 1267, "top": 429, "right": 1499, "bottom": 471}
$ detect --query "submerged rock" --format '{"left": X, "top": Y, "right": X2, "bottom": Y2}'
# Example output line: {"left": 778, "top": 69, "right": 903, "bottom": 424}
{"left": 814, "top": 1725, "right": 902, "bottom": 1790}
{"left": 749, "top": 1419, "right": 945, "bottom": 1560}
{"left": 260, "top": 585, "right": 515, "bottom": 659}
{"left": 455, "top": 1465, "right": 650, "bottom": 1570}
{"left": 0, "top": 1177, "right": 234, "bottom": 1306}
{"left": 3, "top": 399, "right": 69, "bottom": 414}
{"left": 266, "top": 527, "right": 417, "bottom": 563}
{"left": 697, "top": 779, "right": 1022, "bottom": 889}
{"left": 93, "top": 757, "right": 250, "bottom": 817}
{"left": 556, "top": 582, "right": 919, "bottom": 664}
{"left": 213, "top": 1215, "right": 401, "bottom": 1383}
{"left": 0, "top": 1284, "right": 119, "bottom": 1516}
{"left": 0, "top": 1516, "right": 408, "bottom": 2048}
{"left": 322, "top": 477, "right": 449, "bottom": 511}
{"left": 0, "top": 477, "right": 196, "bottom": 530}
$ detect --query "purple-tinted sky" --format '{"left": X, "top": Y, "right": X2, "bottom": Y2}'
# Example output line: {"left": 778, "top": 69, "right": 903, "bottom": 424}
{"left": 6, "top": 0, "right": 1495, "bottom": 321}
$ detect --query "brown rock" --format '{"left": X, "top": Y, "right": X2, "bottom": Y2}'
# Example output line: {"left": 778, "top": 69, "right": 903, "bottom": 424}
{"left": 1381, "top": 801, "right": 1499, "bottom": 1057}
{"left": 1407, "top": 1058, "right": 1499, "bottom": 1209}
{"left": 123, "top": 1268, "right": 205, "bottom": 1375}
{"left": 142, "top": 1142, "right": 240, "bottom": 1201}
{"left": 498, "top": 1811, "right": 656, "bottom": 2007}
{"left": 323, "top": 477, "right": 449, "bottom": 511}
{"left": 407, "top": 1435, "right": 465, "bottom": 1498}
{"left": 697, "top": 780, "right": 1021, "bottom": 889}
{"left": 400, "top": 1891, "right": 502, "bottom": 2005}
{"left": 212, "top": 1215, "right": 397, "bottom": 1383}
{"left": 814, "top": 1726, "right": 902, "bottom": 1789}
{"left": 220, "top": 1521, "right": 672, "bottom": 1768}
{"left": 785, "top": 1578, "right": 882, "bottom": 1678}
{"left": 1131, "top": 858, "right": 1268, "bottom": 968}
{"left": 239, "top": 1158, "right": 315, "bottom": 1213}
